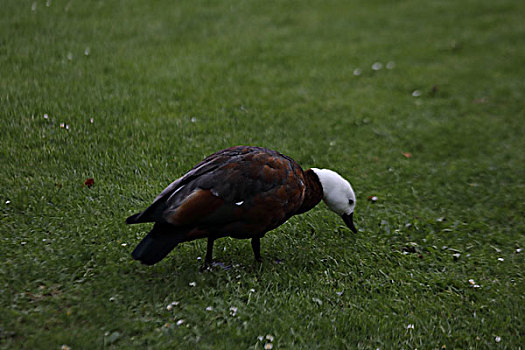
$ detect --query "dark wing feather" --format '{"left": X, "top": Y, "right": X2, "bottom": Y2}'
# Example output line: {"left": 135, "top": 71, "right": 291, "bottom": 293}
{"left": 126, "top": 147, "right": 250, "bottom": 224}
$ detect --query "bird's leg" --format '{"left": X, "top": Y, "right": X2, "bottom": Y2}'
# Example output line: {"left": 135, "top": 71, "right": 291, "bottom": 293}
{"left": 251, "top": 237, "right": 262, "bottom": 262}
{"left": 205, "top": 237, "right": 214, "bottom": 267}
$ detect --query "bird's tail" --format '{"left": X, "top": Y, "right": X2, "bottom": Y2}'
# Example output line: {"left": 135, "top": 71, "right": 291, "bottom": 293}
{"left": 126, "top": 212, "right": 149, "bottom": 224}
{"left": 131, "top": 223, "right": 183, "bottom": 265}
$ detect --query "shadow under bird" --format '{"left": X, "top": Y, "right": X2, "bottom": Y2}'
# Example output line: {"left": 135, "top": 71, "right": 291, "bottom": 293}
{"left": 126, "top": 146, "right": 357, "bottom": 266}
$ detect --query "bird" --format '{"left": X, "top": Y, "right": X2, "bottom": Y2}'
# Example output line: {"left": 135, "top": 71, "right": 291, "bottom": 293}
{"left": 126, "top": 146, "right": 357, "bottom": 267}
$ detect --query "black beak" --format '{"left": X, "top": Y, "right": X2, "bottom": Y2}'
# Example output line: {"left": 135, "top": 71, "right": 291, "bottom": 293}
{"left": 342, "top": 213, "right": 357, "bottom": 233}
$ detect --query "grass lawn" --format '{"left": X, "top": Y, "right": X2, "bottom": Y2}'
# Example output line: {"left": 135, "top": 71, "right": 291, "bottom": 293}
{"left": 1, "top": 0, "right": 524, "bottom": 348}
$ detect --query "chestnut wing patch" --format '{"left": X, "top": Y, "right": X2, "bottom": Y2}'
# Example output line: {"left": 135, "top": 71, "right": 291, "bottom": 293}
{"left": 166, "top": 189, "right": 224, "bottom": 226}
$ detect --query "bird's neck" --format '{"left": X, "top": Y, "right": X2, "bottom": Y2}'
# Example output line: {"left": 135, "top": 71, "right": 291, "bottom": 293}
{"left": 296, "top": 169, "right": 323, "bottom": 215}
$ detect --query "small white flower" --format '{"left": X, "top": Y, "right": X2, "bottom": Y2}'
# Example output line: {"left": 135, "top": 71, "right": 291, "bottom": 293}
{"left": 189, "top": 282, "right": 196, "bottom": 287}
{"left": 386, "top": 61, "right": 395, "bottom": 69}
{"left": 257, "top": 336, "right": 264, "bottom": 341}
{"left": 90, "top": 118, "right": 94, "bottom": 123}
{"left": 167, "top": 301, "right": 179, "bottom": 309}
{"left": 21, "top": 241, "right": 27, "bottom": 245}
{"left": 497, "top": 257, "right": 504, "bottom": 262}
{"left": 61, "top": 345, "right": 71, "bottom": 350}
{"left": 412, "top": 90, "right": 422, "bottom": 97}
{"left": 495, "top": 336, "right": 501, "bottom": 343}
{"left": 229, "top": 306, "right": 238, "bottom": 316}
{"left": 371, "top": 62, "right": 383, "bottom": 70}
{"left": 109, "top": 296, "right": 116, "bottom": 302}
{"left": 166, "top": 301, "right": 179, "bottom": 311}
{"left": 469, "top": 279, "right": 475, "bottom": 285}
{"left": 121, "top": 243, "right": 127, "bottom": 247}
{"left": 42, "top": 239, "right": 46, "bottom": 242}
{"left": 473, "top": 284, "right": 481, "bottom": 288}
{"left": 266, "top": 334, "right": 274, "bottom": 342}
{"left": 65, "top": 124, "right": 70, "bottom": 130}
{"left": 517, "top": 248, "right": 522, "bottom": 253}
{"left": 84, "top": 47, "right": 90, "bottom": 56}
{"left": 249, "top": 288, "right": 255, "bottom": 293}
{"left": 191, "top": 117, "right": 197, "bottom": 123}
{"left": 44, "top": 114, "right": 49, "bottom": 119}
{"left": 60, "top": 123, "right": 65, "bottom": 128}
{"left": 176, "top": 319, "right": 184, "bottom": 326}
{"left": 205, "top": 306, "right": 213, "bottom": 311}
{"left": 353, "top": 68, "right": 362, "bottom": 76}
{"left": 5, "top": 200, "right": 10, "bottom": 205}
{"left": 406, "top": 324, "right": 415, "bottom": 329}
{"left": 264, "top": 343, "right": 273, "bottom": 350}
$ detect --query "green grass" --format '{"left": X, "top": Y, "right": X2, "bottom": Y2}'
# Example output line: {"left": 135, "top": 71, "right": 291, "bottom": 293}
{"left": 1, "top": 0, "right": 524, "bottom": 348}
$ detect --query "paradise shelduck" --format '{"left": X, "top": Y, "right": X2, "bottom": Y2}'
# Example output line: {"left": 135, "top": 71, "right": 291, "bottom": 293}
{"left": 126, "top": 146, "right": 357, "bottom": 266}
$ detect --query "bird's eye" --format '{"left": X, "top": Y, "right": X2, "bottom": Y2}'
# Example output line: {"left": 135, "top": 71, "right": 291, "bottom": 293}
{"left": 348, "top": 199, "right": 354, "bottom": 205}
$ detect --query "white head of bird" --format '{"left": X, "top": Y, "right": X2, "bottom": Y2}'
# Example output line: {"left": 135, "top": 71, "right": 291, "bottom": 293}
{"left": 311, "top": 168, "right": 357, "bottom": 233}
